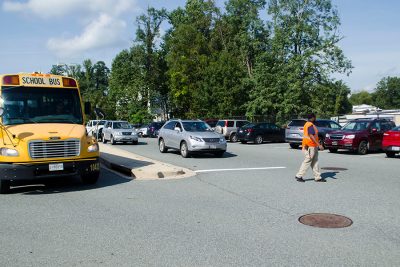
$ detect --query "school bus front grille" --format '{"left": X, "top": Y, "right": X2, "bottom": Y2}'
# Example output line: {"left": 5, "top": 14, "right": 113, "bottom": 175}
{"left": 29, "top": 139, "right": 81, "bottom": 159}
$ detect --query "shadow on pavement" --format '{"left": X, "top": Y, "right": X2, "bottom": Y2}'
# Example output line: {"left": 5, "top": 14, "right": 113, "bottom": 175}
{"left": 303, "top": 172, "right": 339, "bottom": 181}
{"left": 8, "top": 168, "right": 131, "bottom": 195}
{"left": 167, "top": 150, "right": 237, "bottom": 159}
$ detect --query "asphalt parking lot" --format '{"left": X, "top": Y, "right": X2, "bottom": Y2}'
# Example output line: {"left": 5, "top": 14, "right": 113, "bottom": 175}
{"left": 1, "top": 138, "right": 399, "bottom": 266}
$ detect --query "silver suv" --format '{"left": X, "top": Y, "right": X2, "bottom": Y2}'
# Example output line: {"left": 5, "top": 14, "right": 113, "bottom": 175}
{"left": 102, "top": 121, "right": 139, "bottom": 145}
{"left": 158, "top": 120, "right": 227, "bottom": 158}
{"left": 215, "top": 119, "right": 250, "bottom": 142}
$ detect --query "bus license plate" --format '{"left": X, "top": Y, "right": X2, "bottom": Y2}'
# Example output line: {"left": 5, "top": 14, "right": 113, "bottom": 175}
{"left": 49, "top": 163, "right": 64, "bottom": 172}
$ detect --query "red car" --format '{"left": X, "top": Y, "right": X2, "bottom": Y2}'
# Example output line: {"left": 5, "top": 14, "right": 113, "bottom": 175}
{"left": 383, "top": 126, "right": 400, "bottom": 158}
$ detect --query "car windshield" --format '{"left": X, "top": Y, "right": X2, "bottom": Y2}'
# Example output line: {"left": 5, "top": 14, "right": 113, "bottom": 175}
{"left": 182, "top": 121, "right": 212, "bottom": 132}
{"left": 342, "top": 121, "right": 370, "bottom": 131}
{"left": 113, "top": 122, "right": 132, "bottom": 129}
{"left": 242, "top": 123, "right": 256, "bottom": 129}
{"left": 289, "top": 120, "right": 306, "bottom": 126}
{"left": 1, "top": 86, "right": 83, "bottom": 125}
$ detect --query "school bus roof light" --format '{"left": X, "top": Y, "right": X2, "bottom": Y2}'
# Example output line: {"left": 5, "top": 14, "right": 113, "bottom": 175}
{"left": 3, "top": 75, "right": 20, "bottom": 85}
{"left": 62, "top": 77, "right": 77, "bottom": 87}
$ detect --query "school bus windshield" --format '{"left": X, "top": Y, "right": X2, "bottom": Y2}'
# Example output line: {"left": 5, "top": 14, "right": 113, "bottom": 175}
{"left": 1, "top": 86, "right": 83, "bottom": 125}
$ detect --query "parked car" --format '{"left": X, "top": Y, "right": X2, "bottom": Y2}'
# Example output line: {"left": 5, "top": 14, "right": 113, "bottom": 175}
{"left": 215, "top": 119, "right": 250, "bottom": 142}
{"left": 102, "top": 120, "right": 139, "bottom": 145}
{"left": 158, "top": 120, "right": 227, "bottom": 158}
{"left": 148, "top": 122, "right": 165, "bottom": 138}
{"left": 204, "top": 119, "right": 219, "bottom": 129}
{"left": 324, "top": 118, "right": 395, "bottom": 155}
{"left": 137, "top": 124, "right": 150, "bottom": 137}
{"left": 285, "top": 119, "right": 342, "bottom": 149}
{"left": 86, "top": 120, "right": 106, "bottom": 139}
{"left": 383, "top": 126, "right": 400, "bottom": 158}
{"left": 237, "top": 122, "right": 285, "bottom": 144}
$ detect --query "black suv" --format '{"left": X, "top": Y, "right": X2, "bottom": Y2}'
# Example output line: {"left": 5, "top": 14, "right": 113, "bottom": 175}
{"left": 324, "top": 118, "right": 396, "bottom": 154}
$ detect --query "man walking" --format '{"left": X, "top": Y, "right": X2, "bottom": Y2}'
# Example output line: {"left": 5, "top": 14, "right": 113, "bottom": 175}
{"left": 295, "top": 113, "right": 326, "bottom": 182}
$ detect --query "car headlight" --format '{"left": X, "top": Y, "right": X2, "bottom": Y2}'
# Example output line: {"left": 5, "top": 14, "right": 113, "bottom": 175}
{"left": 219, "top": 137, "right": 226, "bottom": 143}
{"left": 326, "top": 133, "right": 330, "bottom": 138}
{"left": 190, "top": 136, "right": 203, "bottom": 142}
{"left": 0, "top": 147, "right": 19, "bottom": 157}
{"left": 87, "top": 144, "right": 99, "bottom": 152}
{"left": 345, "top": 134, "right": 355, "bottom": 139}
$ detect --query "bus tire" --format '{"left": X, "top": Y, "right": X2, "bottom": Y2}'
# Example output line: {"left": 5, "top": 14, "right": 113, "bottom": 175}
{"left": 0, "top": 180, "right": 11, "bottom": 194}
{"left": 81, "top": 172, "right": 99, "bottom": 185}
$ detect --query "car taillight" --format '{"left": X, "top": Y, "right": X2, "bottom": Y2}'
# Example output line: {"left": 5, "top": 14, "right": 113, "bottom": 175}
{"left": 299, "top": 128, "right": 304, "bottom": 131}
{"left": 246, "top": 128, "right": 254, "bottom": 133}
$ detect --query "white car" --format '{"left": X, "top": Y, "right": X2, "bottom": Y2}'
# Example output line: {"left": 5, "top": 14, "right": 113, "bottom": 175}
{"left": 86, "top": 120, "right": 106, "bottom": 139}
{"left": 137, "top": 124, "right": 150, "bottom": 137}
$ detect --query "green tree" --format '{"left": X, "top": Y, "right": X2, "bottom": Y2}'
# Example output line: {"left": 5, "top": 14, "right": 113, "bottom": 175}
{"left": 373, "top": 76, "right": 400, "bottom": 109}
{"left": 248, "top": 0, "right": 352, "bottom": 123}
{"left": 349, "top": 90, "right": 373, "bottom": 106}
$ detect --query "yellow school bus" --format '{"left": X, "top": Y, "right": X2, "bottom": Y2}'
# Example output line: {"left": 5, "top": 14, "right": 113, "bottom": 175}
{"left": 0, "top": 73, "right": 100, "bottom": 193}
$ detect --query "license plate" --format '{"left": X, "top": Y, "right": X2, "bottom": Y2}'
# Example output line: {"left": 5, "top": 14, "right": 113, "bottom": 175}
{"left": 210, "top": 145, "right": 217, "bottom": 149}
{"left": 392, "top": 146, "right": 400, "bottom": 151}
{"left": 49, "top": 163, "right": 64, "bottom": 172}
{"left": 290, "top": 134, "right": 298, "bottom": 137}
{"left": 332, "top": 141, "right": 338, "bottom": 146}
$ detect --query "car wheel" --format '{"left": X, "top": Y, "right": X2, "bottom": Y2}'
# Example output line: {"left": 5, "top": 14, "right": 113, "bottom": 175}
{"left": 159, "top": 138, "right": 168, "bottom": 153}
{"left": 329, "top": 148, "right": 338, "bottom": 153}
{"left": 386, "top": 151, "right": 396, "bottom": 158}
{"left": 180, "top": 141, "right": 191, "bottom": 158}
{"left": 240, "top": 140, "right": 247, "bottom": 144}
{"left": 357, "top": 141, "right": 368, "bottom": 155}
{"left": 0, "top": 180, "right": 11, "bottom": 194}
{"left": 289, "top": 143, "right": 299, "bottom": 149}
{"left": 230, "top": 133, "right": 238, "bottom": 143}
{"left": 214, "top": 151, "right": 225, "bottom": 158}
{"left": 255, "top": 135, "right": 263, "bottom": 144}
{"left": 81, "top": 172, "right": 99, "bottom": 185}
{"left": 111, "top": 135, "right": 116, "bottom": 145}
{"left": 102, "top": 134, "right": 107, "bottom": 144}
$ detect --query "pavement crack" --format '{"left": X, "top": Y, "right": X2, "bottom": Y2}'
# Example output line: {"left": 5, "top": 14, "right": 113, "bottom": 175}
{"left": 195, "top": 176, "right": 293, "bottom": 217}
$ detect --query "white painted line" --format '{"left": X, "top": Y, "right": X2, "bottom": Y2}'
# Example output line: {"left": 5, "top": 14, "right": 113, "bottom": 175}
{"left": 195, "top": 167, "right": 286, "bottom": 173}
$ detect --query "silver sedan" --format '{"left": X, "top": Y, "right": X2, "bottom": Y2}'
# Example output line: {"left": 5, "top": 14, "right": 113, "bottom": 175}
{"left": 102, "top": 121, "right": 139, "bottom": 145}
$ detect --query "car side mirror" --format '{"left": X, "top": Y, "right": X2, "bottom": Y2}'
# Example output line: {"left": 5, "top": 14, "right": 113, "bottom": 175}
{"left": 174, "top": 127, "right": 181, "bottom": 132}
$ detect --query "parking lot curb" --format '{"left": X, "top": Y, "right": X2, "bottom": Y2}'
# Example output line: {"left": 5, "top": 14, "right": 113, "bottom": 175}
{"left": 98, "top": 143, "right": 196, "bottom": 180}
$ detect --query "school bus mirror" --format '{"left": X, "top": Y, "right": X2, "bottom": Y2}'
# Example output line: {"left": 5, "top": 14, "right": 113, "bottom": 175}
{"left": 84, "top": 102, "right": 91, "bottom": 115}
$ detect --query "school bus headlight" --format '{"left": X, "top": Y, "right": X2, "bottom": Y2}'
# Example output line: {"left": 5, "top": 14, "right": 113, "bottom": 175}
{"left": 87, "top": 144, "right": 99, "bottom": 153}
{"left": 0, "top": 148, "right": 19, "bottom": 157}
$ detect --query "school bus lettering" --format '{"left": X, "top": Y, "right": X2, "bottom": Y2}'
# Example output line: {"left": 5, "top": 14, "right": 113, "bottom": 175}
{"left": 22, "top": 77, "right": 46, "bottom": 85}
{"left": 49, "top": 78, "right": 61, "bottom": 86}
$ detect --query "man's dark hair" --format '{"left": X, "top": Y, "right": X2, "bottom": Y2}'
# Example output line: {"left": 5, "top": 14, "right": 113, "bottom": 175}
{"left": 307, "top": 113, "right": 316, "bottom": 120}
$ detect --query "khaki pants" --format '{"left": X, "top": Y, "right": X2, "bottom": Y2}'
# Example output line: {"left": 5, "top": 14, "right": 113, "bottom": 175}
{"left": 296, "top": 147, "right": 322, "bottom": 180}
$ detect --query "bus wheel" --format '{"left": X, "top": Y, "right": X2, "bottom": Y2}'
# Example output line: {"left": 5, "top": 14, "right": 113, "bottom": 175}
{"left": 0, "top": 180, "right": 11, "bottom": 194}
{"left": 81, "top": 172, "right": 99, "bottom": 185}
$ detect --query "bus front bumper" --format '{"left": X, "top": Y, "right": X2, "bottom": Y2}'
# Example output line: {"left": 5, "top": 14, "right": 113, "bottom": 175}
{"left": 0, "top": 158, "right": 99, "bottom": 181}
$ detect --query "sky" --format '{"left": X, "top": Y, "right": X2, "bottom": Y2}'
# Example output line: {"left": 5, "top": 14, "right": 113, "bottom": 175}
{"left": 0, "top": 0, "right": 399, "bottom": 92}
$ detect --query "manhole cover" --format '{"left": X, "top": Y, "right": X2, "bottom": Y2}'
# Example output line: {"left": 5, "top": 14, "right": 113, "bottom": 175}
{"left": 299, "top": 213, "right": 353, "bottom": 228}
{"left": 321, "top": 167, "right": 348, "bottom": 171}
